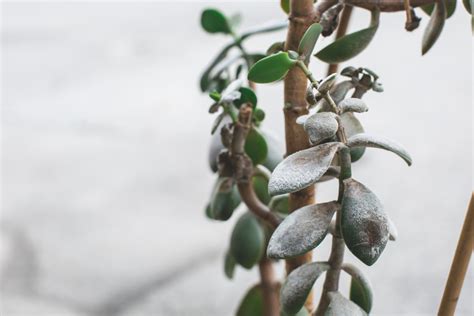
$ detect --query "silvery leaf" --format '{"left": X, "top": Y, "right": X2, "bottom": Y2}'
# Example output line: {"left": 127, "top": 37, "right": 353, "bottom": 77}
{"left": 341, "top": 179, "right": 390, "bottom": 266}
{"left": 346, "top": 133, "right": 412, "bottom": 166}
{"left": 325, "top": 292, "right": 368, "bottom": 316}
{"left": 422, "top": 0, "right": 446, "bottom": 55}
{"left": 318, "top": 73, "right": 338, "bottom": 94}
{"left": 296, "top": 114, "right": 310, "bottom": 125}
{"left": 304, "top": 112, "right": 339, "bottom": 145}
{"left": 388, "top": 217, "right": 398, "bottom": 241}
{"left": 267, "top": 201, "right": 339, "bottom": 259}
{"left": 342, "top": 263, "right": 373, "bottom": 313}
{"left": 339, "top": 98, "right": 369, "bottom": 113}
{"left": 340, "top": 113, "right": 365, "bottom": 162}
{"left": 269, "top": 142, "right": 344, "bottom": 196}
{"left": 281, "top": 262, "right": 330, "bottom": 315}
{"left": 318, "top": 80, "right": 354, "bottom": 112}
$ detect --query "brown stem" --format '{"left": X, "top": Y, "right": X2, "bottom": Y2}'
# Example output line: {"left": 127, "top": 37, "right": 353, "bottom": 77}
{"left": 284, "top": 0, "right": 317, "bottom": 311}
{"left": 259, "top": 257, "right": 279, "bottom": 316}
{"left": 327, "top": 6, "right": 353, "bottom": 75}
{"left": 438, "top": 193, "right": 474, "bottom": 316}
{"left": 237, "top": 182, "right": 280, "bottom": 228}
{"left": 345, "top": 0, "right": 436, "bottom": 11}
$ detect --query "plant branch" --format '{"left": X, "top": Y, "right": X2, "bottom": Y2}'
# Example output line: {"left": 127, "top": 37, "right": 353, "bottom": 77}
{"left": 327, "top": 6, "right": 353, "bottom": 75}
{"left": 259, "top": 257, "right": 280, "bottom": 316}
{"left": 344, "top": 0, "right": 436, "bottom": 11}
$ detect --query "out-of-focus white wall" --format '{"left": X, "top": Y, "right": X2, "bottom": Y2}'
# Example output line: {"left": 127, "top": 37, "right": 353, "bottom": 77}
{"left": 1, "top": 2, "right": 472, "bottom": 315}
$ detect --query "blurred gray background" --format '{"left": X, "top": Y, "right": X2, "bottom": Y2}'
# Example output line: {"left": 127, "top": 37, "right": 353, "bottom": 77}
{"left": 1, "top": 1, "right": 472, "bottom": 315}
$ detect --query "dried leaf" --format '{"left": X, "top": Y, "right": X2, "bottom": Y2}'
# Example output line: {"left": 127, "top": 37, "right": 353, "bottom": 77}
{"left": 325, "top": 292, "right": 368, "bottom": 316}
{"left": 267, "top": 201, "right": 339, "bottom": 259}
{"left": 342, "top": 263, "right": 373, "bottom": 313}
{"left": 422, "top": 0, "right": 446, "bottom": 55}
{"left": 315, "top": 10, "right": 380, "bottom": 63}
{"left": 346, "top": 133, "right": 412, "bottom": 166}
{"left": 230, "top": 212, "right": 266, "bottom": 269}
{"left": 304, "top": 112, "right": 338, "bottom": 145}
{"left": 268, "top": 142, "right": 344, "bottom": 195}
{"left": 339, "top": 98, "right": 369, "bottom": 113}
{"left": 298, "top": 23, "right": 323, "bottom": 63}
{"left": 280, "top": 262, "right": 330, "bottom": 315}
{"left": 341, "top": 179, "right": 390, "bottom": 266}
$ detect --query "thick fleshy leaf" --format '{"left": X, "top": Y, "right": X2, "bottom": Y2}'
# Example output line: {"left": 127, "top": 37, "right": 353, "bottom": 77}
{"left": 422, "top": 0, "right": 456, "bottom": 18}
{"left": 315, "top": 10, "right": 380, "bottom": 63}
{"left": 248, "top": 52, "right": 297, "bottom": 83}
{"left": 245, "top": 127, "right": 268, "bottom": 165}
{"left": 281, "top": 0, "right": 290, "bottom": 14}
{"left": 318, "top": 73, "right": 338, "bottom": 93}
{"left": 252, "top": 174, "right": 271, "bottom": 205}
{"left": 325, "top": 292, "right": 368, "bottom": 316}
{"left": 463, "top": 0, "right": 472, "bottom": 13}
{"left": 341, "top": 179, "right": 390, "bottom": 266}
{"left": 339, "top": 98, "right": 369, "bottom": 113}
{"left": 201, "top": 8, "right": 232, "bottom": 34}
{"left": 280, "top": 262, "right": 330, "bottom": 314}
{"left": 342, "top": 263, "right": 374, "bottom": 313}
{"left": 268, "top": 194, "right": 289, "bottom": 215}
{"left": 224, "top": 250, "right": 236, "bottom": 279}
{"left": 210, "top": 177, "right": 241, "bottom": 220}
{"left": 304, "top": 112, "right": 339, "bottom": 145}
{"left": 316, "top": 80, "right": 354, "bottom": 111}
{"left": 346, "top": 133, "right": 412, "bottom": 166}
{"left": 267, "top": 201, "right": 339, "bottom": 259}
{"left": 340, "top": 113, "right": 365, "bottom": 162}
{"left": 422, "top": 0, "right": 446, "bottom": 55}
{"left": 298, "top": 23, "right": 323, "bottom": 62}
{"left": 211, "top": 112, "right": 226, "bottom": 134}
{"left": 230, "top": 212, "right": 265, "bottom": 269}
{"left": 269, "top": 142, "right": 344, "bottom": 195}
{"left": 234, "top": 87, "right": 257, "bottom": 108}
{"left": 236, "top": 284, "right": 264, "bottom": 316}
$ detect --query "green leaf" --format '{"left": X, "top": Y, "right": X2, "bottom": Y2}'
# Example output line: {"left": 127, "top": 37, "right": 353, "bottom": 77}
{"left": 211, "top": 112, "right": 226, "bottom": 135}
{"left": 342, "top": 263, "right": 373, "bottom": 313}
{"left": 341, "top": 179, "right": 390, "bottom": 266}
{"left": 236, "top": 285, "right": 264, "bottom": 316}
{"left": 422, "top": 0, "right": 446, "bottom": 55}
{"left": 210, "top": 177, "right": 241, "bottom": 221}
{"left": 269, "top": 194, "right": 290, "bottom": 215}
{"left": 248, "top": 52, "right": 297, "bottom": 83}
{"left": 267, "top": 201, "right": 339, "bottom": 259}
{"left": 201, "top": 8, "right": 232, "bottom": 34}
{"left": 463, "top": 0, "right": 472, "bottom": 13}
{"left": 245, "top": 127, "right": 268, "bottom": 165}
{"left": 315, "top": 10, "right": 380, "bottom": 63}
{"left": 252, "top": 174, "right": 271, "bottom": 205}
{"left": 269, "top": 142, "right": 344, "bottom": 195}
{"left": 234, "top": 87, "right": 257, "bottom": 108}
{"left": 253, "top": 108, "right": 265, "bottom": 122}
{"left": 200, "top": 43, "right": 234, "bottom": 92}
{"left": 422, "top": 0, "right": 456, "bottom": 18}
{"left": 281, "top": 0, "right": 290, "bottom": 14}
{"left": 224, "top": 250, "right": 236, "bottom": 279}
{"left": 230, "top": 212, "right": 266, "bottom": 269}
{"left": 209, "top": 91, "right": 221, "bottom": 102}
{"left": 281, "top": 262, "right": 330, "bottom": 314}
{"left": 298, "top": 23, "right": 323, "bottom": 62}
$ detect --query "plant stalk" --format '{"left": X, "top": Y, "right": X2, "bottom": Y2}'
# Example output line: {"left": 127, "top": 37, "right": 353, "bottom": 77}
{"left": 259, "top": 257, "right": 279, "bottom": 316}
{"left": 284, "top": 0, "right": 317, "bottom": 311}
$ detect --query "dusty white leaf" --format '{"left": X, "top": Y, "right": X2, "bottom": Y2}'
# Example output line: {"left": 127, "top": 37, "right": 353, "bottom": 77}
{"left": 304, "top": 112, "right": 339, "bottom": 145}
{"left": 339, "top": 98, "right": 369, "bottom": 113}
{"left": 388, "top": 217, "right": 398, "bottom": 241}
{"left": 347, "top": 133, "right": 412, "bottom": 166}
{"left": 267, "top": 201, "right": 339, "bottom": 259}
{"left": 318, "top": 73, "right": 338, "bottom": 94}
{"left": 342, "top": 263, "right": 374, "bottom": 313}
{"left": 325, "top": 292, "right": 368, "bottom": 316}
{"left": 269, "top": 142, "right": 344, "bottom": 195}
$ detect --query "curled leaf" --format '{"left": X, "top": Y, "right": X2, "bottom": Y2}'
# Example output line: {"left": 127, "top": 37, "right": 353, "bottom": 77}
{"left": 201, "top": 8, "right": 232, "bottom": 34}
{"left": 342, "top": 263, "right": 374, "bottom": 313}
{"left": 269, "top": 142, "right": 344, "bottom": 195}
{"left": 304, "top": 112, "right": 339, "bottom": 145}
{"left": 267, "top": 201, "right": 339, "bottom": 259}
{"left": 280, "top": 262, "right": 330, "bottom": 314}
{"left": 325, "top": 292, "right": 368, "bottom": 316}
{"left": 315, "top": 10, "right": 380, "bottom": 63}
{"left": 346, "top": 133, "right": 412, "bottom": 166}
{"left": 422, "top": 0, "right": 446, "bottom": 55}
{"left": 248, "top": 52, "right": 297, "bottom": 83}
{"left": 230, "top": 212, "right": 266, "bottom": 269}
{"left": 298, "top": 23, "right": 323, "bottom": 62}
{"left": 341, "top": 179, "right": 390, "bottom": 266}
{"left": 339, "top": 98, "right": 369, "bottom": 113}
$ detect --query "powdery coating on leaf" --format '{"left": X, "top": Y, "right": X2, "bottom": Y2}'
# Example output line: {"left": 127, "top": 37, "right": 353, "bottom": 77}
{"left": 267, "top": 201, "right": 339, "bottom": 259}
{"left": 318, "top": 73, "right": 338, "bottom": 93}
{"left": 281, "top": 262, "right": 330, "bottom": 315}
{"left": 317, "top": 80, "right": 354, "bottom": 112}
{"left": 268, "top": 142, "right": 343, "bottom": 196}
{"left": 341, "top": 179, "right": 390, "bottom": 266}
{"left": 342, "top": 263, "right": 373, "bottom": 313}
{"left": 304, "top": 112, "right": 339, "bottom": 145}
{"left": 387, "top": 217, "right": 398, "bottom": 241}
{"left": 325, "top": 292, "right": 368, "bottom": 316}
{"left": 339, "top": 98, "right": 369, "bottom": 113}
{"left": 347, "top": 133, "right": 413, "bottom": 166}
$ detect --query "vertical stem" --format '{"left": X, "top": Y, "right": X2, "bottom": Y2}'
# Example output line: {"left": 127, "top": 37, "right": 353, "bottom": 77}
{"left": 438, "top": 193, "right": 474, "bottom": 316}
{"left": 284, "top": 0, "right": 316, "bottom": 311}
{"left": 259, "top": 257, "right": 279, "bottom": 316}
{"left": 327, "top": 6, "right": 353, "bottom": 75}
